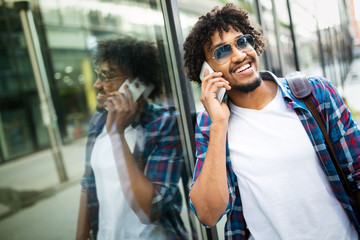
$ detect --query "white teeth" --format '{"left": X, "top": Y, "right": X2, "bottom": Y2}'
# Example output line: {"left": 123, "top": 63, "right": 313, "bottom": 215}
{"left": 236, "top": 63, "right": 251, "bottom": 73}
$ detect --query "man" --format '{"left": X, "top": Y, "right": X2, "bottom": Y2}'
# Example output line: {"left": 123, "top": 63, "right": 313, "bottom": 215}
{"left": 76, "top": 36, "right": 187, "bottom": 239}
{"left": 183, "top": 3, "right": 360, "bottom": 240}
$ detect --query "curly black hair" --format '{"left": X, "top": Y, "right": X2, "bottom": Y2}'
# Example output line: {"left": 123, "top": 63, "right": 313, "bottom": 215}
{"left": 183, "top": 3, "right": 267, "bottom": 84}
{"left": 95, "top": 36, "right": 162, "bottom": 99}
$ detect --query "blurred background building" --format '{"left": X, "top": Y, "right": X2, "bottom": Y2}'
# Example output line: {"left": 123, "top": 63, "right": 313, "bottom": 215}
{"left": 0, "top": 0, "right": 359, "bottom": 239}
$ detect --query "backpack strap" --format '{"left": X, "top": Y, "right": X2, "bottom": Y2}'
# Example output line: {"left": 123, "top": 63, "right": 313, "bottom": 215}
{"left": 286, "top": 71, "right": 312, "bottom": 98}
{"left": 285, "top": 72, "right": 358, "bottom": 213}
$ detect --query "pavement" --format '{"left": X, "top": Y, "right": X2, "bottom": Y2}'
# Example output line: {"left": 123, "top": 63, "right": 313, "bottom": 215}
{"left": 0, "top": 137, "right": 86, "bottom": 240}
{"left": 0, "top": 57, "right": 359, "bottom": 240}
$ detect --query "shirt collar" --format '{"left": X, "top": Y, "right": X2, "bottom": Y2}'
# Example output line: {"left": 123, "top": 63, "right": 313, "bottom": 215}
{"left": 131, "top": 101, "right": 153, "bottom": 128}
{"left": 88, "top": 110, "right": 108, "bottom": 136}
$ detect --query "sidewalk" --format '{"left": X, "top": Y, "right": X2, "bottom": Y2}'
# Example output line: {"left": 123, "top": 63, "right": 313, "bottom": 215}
{"left": 0, "top": 137, "right": 87, "bottom": 240}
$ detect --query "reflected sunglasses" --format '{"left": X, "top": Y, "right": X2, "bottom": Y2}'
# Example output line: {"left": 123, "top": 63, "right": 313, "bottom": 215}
{"left": 209, "top": 34, "right": 255, "bottom": 64}
{"left": 94, "top": 69, "right": 123, "bottom": 82}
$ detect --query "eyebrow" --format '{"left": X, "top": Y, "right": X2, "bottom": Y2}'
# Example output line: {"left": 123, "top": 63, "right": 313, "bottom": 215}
{"left": 210, "top": 34, "right": 244, "bottom": 53}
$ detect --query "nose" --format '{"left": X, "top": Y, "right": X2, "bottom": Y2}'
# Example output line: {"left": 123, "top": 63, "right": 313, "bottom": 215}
{"left": 93, "top": 78, "right": 103, "bottom": 90}
{"left": 231, "top": 45, "right": 246, "bottom": 63}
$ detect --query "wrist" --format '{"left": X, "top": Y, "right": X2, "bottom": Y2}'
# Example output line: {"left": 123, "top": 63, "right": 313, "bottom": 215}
{"left": 210, "top": 121, "right": 228, "bottom": 136}
{"left": 210, "top": 119, "right": 228, "bottom": 129}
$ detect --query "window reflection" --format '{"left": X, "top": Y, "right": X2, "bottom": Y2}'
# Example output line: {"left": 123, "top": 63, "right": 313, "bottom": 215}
{"left": 260, "top": 0, "right": 282, "bottom": 76}
{"left": 290, "top": 0, "right": 322, "bottom": 76}
{"left": 78, "top": 35, "right": 190, "bottom": 239}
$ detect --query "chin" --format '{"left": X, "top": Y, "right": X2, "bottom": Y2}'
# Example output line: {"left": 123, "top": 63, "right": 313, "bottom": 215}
{"left": 96, "top": 104, "right": 106, "bottom": 112}
{"left": 232, "top": 76, "right": 262, "bottom": 93}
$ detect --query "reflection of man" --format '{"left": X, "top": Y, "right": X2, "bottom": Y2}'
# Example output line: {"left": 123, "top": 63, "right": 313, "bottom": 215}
{"left": 183, "top": 3, "right": 360, "bottom": 240}
{"left": 76, "top": 36, "right": 187, "bottom": 239}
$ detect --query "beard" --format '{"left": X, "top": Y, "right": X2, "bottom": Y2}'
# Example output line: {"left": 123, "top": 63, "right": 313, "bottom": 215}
{"left": 231, "top": 76, "right": 262, "bottom": 93}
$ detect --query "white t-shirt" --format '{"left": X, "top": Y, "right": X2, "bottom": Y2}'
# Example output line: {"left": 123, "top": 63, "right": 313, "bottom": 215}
{"left": 91, "top": 125, "right": 166, "bottom": 240}
{"left": 228, "top": 87, "right": 358, "bottom": 240}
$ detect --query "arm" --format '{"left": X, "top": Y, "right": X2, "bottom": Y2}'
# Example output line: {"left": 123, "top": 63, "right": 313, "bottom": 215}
{"left": 147, "top": 114, "right": 184, "bottom": 221}
{"left": 106, "top": 87, "right": 154, "bottom": 223}
{"left": 190, "top": 120, "right": 229, "bottom": 226}
{"left": 106, "top": 93, "right": 184, "bottom": 222}
{"left": 75, "top": 192, "right": 90, "bottom": 240}
{"left": 108, "top": 127, "right": 154, "bottom": 222}
{"left": 190, "top": 70, "right": 232, "bottom": 226}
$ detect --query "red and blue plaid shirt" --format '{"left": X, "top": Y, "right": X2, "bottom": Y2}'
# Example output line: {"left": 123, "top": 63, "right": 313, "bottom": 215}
{"left": 81, "top": 102, "right": 188, "bottom": 239}
{"left": 190, "top": 71, "right": 360, "bottom": 240}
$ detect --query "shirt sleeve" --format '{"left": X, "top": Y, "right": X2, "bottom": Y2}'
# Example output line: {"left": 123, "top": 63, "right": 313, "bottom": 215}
{"left": 188, "top": 111, "right": 231, "bottom": 226}
{"left": 80, "top": 174, "right": 87, "bottom": 192}
{"left": 312, "top": 76, "right": 360, "bottom": 191}
{"left": 144, "top": 113, "right": 185, "bottom": 220}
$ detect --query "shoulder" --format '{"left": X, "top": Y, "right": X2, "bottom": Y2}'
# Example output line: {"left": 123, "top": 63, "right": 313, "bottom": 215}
{"left": 88, "top": 111, "right": 106, "bottom": 131}
{"left": 145, "top": 103, "right": 179, "bottom": 132}
{"left": 307, "top": 76, "right": 340, "bottom": 102}
{"left": 307, "top": 75, "right": 332, "bottom": 90}
{"left": 90, "top": 111, "right": 102, "bottom": 122}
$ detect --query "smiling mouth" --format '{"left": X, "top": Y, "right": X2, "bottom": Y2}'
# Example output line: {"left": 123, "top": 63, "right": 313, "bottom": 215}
{"left": 96, "top": 92, "right": 108, "bottom": 103}
{"left": 97, "top": 92, "right": 107, "bottom": 97}
{"left": 235, "top": 63, "right": 251, "bottom": 73}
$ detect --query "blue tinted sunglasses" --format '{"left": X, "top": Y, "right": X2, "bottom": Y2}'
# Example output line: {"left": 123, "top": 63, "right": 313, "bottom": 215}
{"left": 209, "top": 34, "right": 254, "bottom": 64}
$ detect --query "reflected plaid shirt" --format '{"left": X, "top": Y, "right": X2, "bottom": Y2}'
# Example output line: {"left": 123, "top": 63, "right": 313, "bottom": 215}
{"left": 81, "top": 102, "right": 187, "bottom": 239}
{"left": 190, "top": 71, "right": 360, "bottom": 240}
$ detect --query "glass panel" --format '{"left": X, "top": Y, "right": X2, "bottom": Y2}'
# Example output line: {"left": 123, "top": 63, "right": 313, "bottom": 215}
{"left": 315, "top": 0, "right": 344, "bottom": 87}
{"left": 260, "top": 0, "right": 282, "bottom": 76}
{"left": 290, "top": 0, "right": 322, "bottom": 76}
{"left": 274, "top": 0, "right": 297, "bottom": 75}
{"left": 0, "top": 1, "right": 46, "bottom": 163}
{"left": 0, "top": 107, "right": 35, "bottom": 160}
{"left": 29, "top": 95, "right": 50, "bottom": 148}
{"left": 50, "top": 50, "right": 90, "bottom": 142}
{"left": 0, "top": 0, "right": 200, "bottom": 239}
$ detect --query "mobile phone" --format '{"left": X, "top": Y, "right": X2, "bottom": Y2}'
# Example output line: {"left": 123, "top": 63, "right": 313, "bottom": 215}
{"left": 199, "top": 61, "right": 226, "bottom": 102}
{"left": 118, "top": 78, "right": 154, "bottom": 102}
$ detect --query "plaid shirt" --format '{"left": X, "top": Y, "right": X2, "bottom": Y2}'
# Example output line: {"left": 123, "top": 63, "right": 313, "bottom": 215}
{"left": 81, "top": 102, "right": 188, "bottom": 239}
{"left": 190, "top": 71, "right": 360, "bottom": 240}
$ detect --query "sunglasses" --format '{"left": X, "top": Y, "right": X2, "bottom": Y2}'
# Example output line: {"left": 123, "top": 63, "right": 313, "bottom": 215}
{"left": 209, "top": 34, "right": 255, "bottom": 64}
{"left": 94, "top": 69, "right": 122, "bottom": 82}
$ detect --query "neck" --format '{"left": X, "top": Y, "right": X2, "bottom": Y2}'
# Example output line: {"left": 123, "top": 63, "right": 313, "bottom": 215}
{"left": 228, "top": 80, "right": 278, "bottom": 110}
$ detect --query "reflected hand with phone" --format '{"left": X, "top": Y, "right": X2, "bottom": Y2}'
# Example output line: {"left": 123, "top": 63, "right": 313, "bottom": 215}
{"left": 106, "top": 83, "right": 140, "bottom": 134}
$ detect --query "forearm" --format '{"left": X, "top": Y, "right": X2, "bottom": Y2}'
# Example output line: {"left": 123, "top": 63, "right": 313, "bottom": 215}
{"left": 109, "top": 131, "right": 154, "bottom": 222}
{"left": 75, "top": 192, "right": 90, "bottom": 240}
{"left": 190, "top": 122, "right": 229, "bottom": 226}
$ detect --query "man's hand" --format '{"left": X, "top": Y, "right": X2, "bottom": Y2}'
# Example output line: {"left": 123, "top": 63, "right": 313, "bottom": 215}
{"left": 200, "top": 69, "right": 231, "bottom": 124}
{"left": 106, "top": 84, "right": 139, "bottom": 134}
